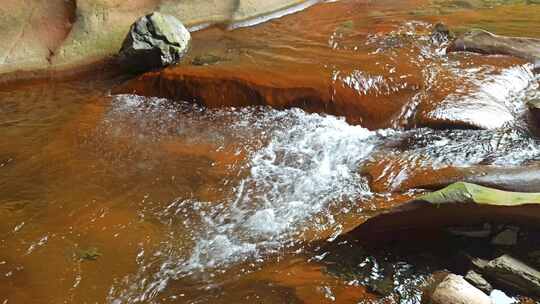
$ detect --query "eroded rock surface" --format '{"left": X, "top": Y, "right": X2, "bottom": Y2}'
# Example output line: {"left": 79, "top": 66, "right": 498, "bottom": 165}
{"left": 347, "top": 182, "right": 540, "bottom": 242}
{"left": 363, "top": 162, "right": 540, "bottom": 193}
{"left": 414, "top": 59, "right": 534, "bottom": 130}
{"left": 0, "top": 0, "right": 314, "bottom": 78}
{"left": 113, "top": 63, "right": 420, "bottom": 129}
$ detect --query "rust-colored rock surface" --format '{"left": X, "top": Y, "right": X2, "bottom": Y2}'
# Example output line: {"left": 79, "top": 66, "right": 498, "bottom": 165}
{"left": 413, "top": 56, "right": 531, "bottom": 130}
{"left": 363, "top": 158, "right": 540, "bottom": 193}
{"left": 114, "top": 61, "right": 420, "bottom": 129}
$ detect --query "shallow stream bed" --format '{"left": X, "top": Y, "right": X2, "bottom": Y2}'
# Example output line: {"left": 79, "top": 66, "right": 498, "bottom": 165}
{"left": 1, "top": 0, "right": 540, "bottom": 303}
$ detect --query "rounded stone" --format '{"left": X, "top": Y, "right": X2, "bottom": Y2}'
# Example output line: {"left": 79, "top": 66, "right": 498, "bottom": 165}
{"left": 118, "top": 12, "right": 191, "bottom": 73}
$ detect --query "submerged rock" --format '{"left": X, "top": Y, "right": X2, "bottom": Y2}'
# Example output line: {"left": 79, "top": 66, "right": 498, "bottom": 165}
{"left": 447, "top": 224, "right": 492, "bottom": 238}
{"left": 449, "top": 29, "right": 540, "bottom": 63}
{"left": 118, "top": 13, "right": 191, "bottom": 73}
{"left": 491, "top": 226, "right": 519, "bottom": 246}
{"left": 430, "top": 274, "right": 491, "bottom": 304}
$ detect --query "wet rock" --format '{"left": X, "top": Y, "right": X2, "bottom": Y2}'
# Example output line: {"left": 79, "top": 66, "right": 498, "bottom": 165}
{"left": 482, "top": 255, "right": 540, "bottom": 297}
{"left": 364, "top": 160, "right": 540, "bottom": 193}
{"left": 416, "top": 98, "right": 514, "bottom": 130}
{"left": 449, "top": 29, "right": 540, "bottom": 63}
{"left": 118, "top": 13, "right": 191, "bottom": 73}
{"left": 465, "top": 270, "right": 493, "bottom": 294}
{"left": 113, "top": 62, "right": 420, "bottom": 129}
{"left": 528, "top": 98, "right": 540, "bottom": 121}
{"left": 346, "top": 182, "right": 540, "bottom": 243}
{"left": 414, "top": 56, "right": 531, "bottom": 130}
{"left": 431, "top": 274, "right": 491, "bottom": 304}
{"left": 491, "top": 226, "right": 519, "bottom": 246}
{"left": 414, "top": 182, "right": 540, "bottom": 207}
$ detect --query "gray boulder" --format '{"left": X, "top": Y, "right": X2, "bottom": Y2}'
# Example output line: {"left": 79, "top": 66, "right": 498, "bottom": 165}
{"left": 118, "top": 12, "right": 191, "bottom": 73}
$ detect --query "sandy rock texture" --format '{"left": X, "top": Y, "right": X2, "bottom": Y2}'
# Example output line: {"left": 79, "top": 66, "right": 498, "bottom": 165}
{"left": 0, "top": 0, "right": 314, "bottom": 79}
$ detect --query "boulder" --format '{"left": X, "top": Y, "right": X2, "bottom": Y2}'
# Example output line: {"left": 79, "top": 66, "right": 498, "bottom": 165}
{"left": 449, "top": 29, "right": 540, "bottom": 63}
{"left": 430, "top": 274, "right": 491, "bottom": 304}
{"left": 118, "top": 13, "right": 191, "bottom": 73}
{"left": 346, "top": 182, "right": 540, "bottom": 243}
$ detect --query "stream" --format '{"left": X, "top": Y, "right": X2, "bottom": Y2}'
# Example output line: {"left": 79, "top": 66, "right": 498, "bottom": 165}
{"left": 1, "top": 0, "right": 540, "bottom": 303}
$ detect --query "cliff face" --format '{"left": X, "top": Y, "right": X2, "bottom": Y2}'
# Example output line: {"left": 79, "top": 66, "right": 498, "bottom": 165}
{"left": 0, "top": 0, "right": 314, "bottom": 80}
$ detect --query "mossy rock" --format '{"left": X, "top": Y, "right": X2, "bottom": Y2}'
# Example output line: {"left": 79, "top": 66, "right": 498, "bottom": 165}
{"left": 347, "top": 182, "right": 540, "bottom": 243}
{"left": 418, "top": 182, "right": 540, "bottom": 206}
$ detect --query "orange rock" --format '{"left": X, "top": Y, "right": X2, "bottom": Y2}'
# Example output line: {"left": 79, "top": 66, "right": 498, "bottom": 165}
{"left": 114, "top": 61, "right": 420, "bottom": 129}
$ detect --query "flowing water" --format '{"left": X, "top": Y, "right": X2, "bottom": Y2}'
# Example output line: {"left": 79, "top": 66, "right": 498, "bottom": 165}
{"left": 1, "top": 0, "right": 540, "bottom": 303}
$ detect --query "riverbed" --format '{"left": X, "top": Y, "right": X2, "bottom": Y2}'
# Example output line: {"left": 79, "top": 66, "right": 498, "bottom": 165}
{"left": 1, "top": 0, "right": 540, "bottom": 303}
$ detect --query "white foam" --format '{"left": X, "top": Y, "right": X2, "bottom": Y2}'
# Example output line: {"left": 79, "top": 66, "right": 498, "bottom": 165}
{"left": 108, "top": 106, "right": 378, "bottom": 303}
{"left": 180, "top": 108, "right": 377, "bottom": 271}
